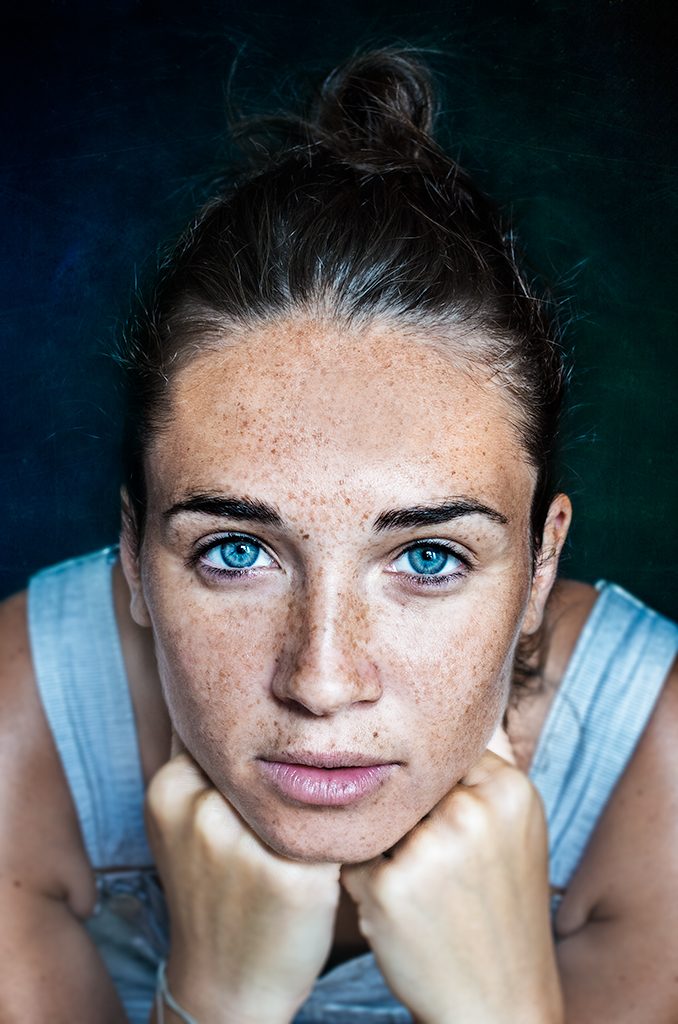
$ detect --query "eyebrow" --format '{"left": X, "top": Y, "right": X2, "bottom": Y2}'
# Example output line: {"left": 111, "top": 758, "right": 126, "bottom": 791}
{"left": 373, "top": 499, "right": 508, "bottom": 532}
{"left": 164, "top": 492, "right": 508, "bottom": 531}
{"left": 164, "top": 494, "right": 284, "bottom": 527}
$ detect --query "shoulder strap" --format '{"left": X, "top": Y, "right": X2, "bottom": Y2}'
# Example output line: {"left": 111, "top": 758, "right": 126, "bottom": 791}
{"left": 529, "top": 582, "right": 678, "bottom": 888}
{"left": 28, "top": 548, "right": 153, "bottom": 869}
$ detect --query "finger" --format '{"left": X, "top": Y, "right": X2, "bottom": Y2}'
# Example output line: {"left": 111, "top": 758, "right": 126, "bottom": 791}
{"left": 459, "top": 747, "right": 508, "bottom": 787}
{"left": 168, "top": 730, "right": 212, "bottom": 783}
{"left": 147, "top": 738, "right": 211, "bottom": 820}
{"left": 486, "top": 723, "right": 516, "bottom": 765}
{"left": 339, "top": 864, "right": 366, "bottom": 904}
{"left": 340, "top": 857, "right": 382, "bottom": 903}
{"left": 170, "top": 727, "right": 187, "bottom": 759}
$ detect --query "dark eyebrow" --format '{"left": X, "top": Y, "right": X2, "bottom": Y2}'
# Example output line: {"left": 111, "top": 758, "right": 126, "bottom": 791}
{"left": 163, "top": 493, "right": 284, "bottom": 527}
{"left": 373, "top": 498, "right": 508, "bottom": 532}
{"left": 163, "top": 492, "right": 507, "bottom": 534}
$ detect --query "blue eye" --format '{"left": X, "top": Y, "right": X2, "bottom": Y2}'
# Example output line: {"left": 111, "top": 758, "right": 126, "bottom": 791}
{"left": 392, "top": 543, "right": 465, "bottom": 581}
{"left": 200, "top": 537, "right": 275, "bottom": 573}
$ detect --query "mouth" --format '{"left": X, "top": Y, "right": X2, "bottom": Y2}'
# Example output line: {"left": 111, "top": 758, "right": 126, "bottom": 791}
{"left": 257, "top": 750, "right": 400, "bottom": 807}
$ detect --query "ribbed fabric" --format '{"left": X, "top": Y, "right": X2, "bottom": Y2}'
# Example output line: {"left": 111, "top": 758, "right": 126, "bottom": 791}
{"left": 529, "top": 580, "right": 678, "bottom": 888}
{"left": 28, "top": 547, "right": 153, "bottom": 869}
{"left": 26, "top": 552, "right": 678, "bottom": 1023}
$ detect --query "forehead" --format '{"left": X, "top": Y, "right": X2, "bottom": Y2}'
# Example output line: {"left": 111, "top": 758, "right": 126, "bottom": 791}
{"left": 147, "top": 319, "right": 534, "bottom": 514}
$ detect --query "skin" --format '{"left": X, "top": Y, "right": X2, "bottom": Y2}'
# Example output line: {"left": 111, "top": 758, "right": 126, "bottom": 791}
{"left": 0, "top": 324, "right": 676, "bottom": 1020}
{"left": 0, "top": 478, "right": 675, "bottom": 1019}
{"left": 122, "top": 317, "right": 571, "bottom": 865}
{"left": 119, "top": 315, "right": 570, "bottom": 1021}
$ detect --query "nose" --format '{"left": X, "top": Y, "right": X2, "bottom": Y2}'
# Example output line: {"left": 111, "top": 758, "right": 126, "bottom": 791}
{"left": 271, "top": 577, "right": 382, "bottom": 716}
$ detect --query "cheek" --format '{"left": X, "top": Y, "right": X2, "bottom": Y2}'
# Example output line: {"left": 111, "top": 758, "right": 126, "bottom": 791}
{"left": 374, "top": 591, "right": 521, "bottom": 766}
{"left": 148, "top": 584, "right": 290, "bottom": 741}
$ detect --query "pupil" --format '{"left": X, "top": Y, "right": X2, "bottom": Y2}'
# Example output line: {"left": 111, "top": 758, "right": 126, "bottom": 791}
{"left": 223, "top": 541, "right": 258, "bottom": 568}
{"left": 408, "top": 546, "right": 447, "bottom": 575}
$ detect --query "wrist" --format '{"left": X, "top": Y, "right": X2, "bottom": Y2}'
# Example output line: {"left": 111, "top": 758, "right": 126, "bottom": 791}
{"left": 160, "top": 960, "right": 300, "bottom": 1024}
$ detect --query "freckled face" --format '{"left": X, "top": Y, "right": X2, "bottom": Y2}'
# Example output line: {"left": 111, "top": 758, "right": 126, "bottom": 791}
{"left": 137, "top": 319, "right": 537, "bottom": 862}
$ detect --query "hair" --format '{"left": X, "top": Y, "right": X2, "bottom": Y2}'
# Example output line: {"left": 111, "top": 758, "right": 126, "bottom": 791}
{"left": 119, "top": 46, "right": 566, "bottom": 588}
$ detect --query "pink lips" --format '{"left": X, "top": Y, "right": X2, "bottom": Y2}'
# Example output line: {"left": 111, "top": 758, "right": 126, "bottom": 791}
{"left": 258, "top": 751, "right": 397, "bottom": 807}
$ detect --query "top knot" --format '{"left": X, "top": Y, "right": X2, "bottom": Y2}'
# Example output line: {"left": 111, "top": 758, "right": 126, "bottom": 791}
{"left": 310, "top": 48, "right": 439, "bottom": 171}
{"left": 227, "top": 47, "right": 448, "bottom": 177}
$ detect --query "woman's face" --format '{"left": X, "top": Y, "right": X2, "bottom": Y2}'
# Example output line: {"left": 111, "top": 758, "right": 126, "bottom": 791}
{"left": 127, "top": 318, "right": 563, "bottom": 863}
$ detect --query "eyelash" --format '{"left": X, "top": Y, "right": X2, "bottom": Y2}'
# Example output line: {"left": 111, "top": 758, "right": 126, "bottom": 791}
{"left": 190, "top": 533, "right": 472, "bottom": 589}
{"left": 190, "top": 534, "right": 274, "bottom": 582}
{"left": 389, "top": 542, "right": 470, "bottom": 589}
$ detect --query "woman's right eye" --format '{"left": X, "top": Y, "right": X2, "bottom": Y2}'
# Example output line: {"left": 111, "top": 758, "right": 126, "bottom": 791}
{"left": 198, "top": 536, "right": 276, "bottom": 576}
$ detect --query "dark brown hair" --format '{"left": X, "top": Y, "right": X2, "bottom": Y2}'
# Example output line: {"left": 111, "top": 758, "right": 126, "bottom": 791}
{"left": 119, "top": 47, "right": 566, "bottom": 567}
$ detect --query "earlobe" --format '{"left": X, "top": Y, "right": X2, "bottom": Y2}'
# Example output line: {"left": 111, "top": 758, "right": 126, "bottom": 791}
{"left": 119, "top": 488, "right": 152, "bottom": 629}
{"left": 522, "top": 493, "right": 573, "bottom": 636}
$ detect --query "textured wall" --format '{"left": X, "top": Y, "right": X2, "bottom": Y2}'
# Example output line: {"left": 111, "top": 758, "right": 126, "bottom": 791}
{"left": 1, "top": 0, "right": 676, "bottom": 616}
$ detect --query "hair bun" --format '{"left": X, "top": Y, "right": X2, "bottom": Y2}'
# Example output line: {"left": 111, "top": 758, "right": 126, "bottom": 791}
{"left": 311, "top": 48, "right": 439, "bottom": 170}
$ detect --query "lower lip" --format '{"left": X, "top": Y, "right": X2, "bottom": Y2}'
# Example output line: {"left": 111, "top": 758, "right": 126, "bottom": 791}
{"left": 258, "top": 761, "right": 396, "bottom": 806}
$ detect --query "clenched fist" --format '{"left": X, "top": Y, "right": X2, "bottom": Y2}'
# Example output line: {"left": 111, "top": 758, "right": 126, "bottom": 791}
{"left": 342, "top": 748, "right": 564, "bottom": 1024}
{"left": 145, "top": 736, "right": 341, "bottom": 1024}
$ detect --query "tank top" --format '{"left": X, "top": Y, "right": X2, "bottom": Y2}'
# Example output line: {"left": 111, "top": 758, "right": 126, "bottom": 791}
{"left": 28, "top": 547, "right": 678, "bottom": 1024}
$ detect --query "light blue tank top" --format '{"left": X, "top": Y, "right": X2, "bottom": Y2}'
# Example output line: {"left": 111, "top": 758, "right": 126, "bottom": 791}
{"left": 28, "top": 548, "right": 678, "bottom": 1024}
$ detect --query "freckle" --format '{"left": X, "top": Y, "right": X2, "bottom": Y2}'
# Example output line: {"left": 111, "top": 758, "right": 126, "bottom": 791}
{"left": 12, "top": 879, "right": 21, "bottom": 888}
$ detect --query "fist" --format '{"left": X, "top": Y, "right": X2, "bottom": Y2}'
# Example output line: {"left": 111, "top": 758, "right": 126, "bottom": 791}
{"left": 342, "top": 749, "right": 563, "bottom": 1024}
{"left": 146, "top": 738, "right": 341, "bottom": 1024}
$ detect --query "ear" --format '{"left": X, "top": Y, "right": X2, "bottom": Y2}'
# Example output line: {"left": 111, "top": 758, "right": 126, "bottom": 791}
{"left": 119, "top": 487, "right": 152, "bottom": 628}
{"left": 522, "top": 493, "right": 572, "bottom": 636}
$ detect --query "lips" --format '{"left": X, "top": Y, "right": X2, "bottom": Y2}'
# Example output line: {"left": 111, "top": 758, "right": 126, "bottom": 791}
{"left": 270, "top": 749, "right": 393, "bottom": 769}
{"left": 257, "top": 750, "right": 399, "bottom": 806}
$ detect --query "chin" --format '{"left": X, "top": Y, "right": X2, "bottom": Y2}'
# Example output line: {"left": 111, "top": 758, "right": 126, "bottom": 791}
{"left": 250, "top": 810, "right": 412, "bottom": 865}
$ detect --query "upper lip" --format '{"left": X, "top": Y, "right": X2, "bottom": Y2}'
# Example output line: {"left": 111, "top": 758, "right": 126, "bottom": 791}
{"left": 261, "top": 750, "right": 398, "bottom": 769}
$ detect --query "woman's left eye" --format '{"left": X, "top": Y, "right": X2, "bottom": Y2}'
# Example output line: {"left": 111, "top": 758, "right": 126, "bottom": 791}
{"left": 199, "top": 537, "right": 276, "bottom": 574}
{"left": 391, "top": 543, "right": 466, "bottom": 584}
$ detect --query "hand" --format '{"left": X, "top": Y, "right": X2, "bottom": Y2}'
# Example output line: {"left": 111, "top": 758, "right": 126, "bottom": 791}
{"left": 341, "top": 744, "right": 563, "bottom": 1024}
{"left": 145, "top": 734, "right": 341, "bottom": 1024}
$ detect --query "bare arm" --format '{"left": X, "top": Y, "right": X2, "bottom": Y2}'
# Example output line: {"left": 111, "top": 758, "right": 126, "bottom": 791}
{"left": 554, "top": 654, "right": 678, "bottom": 1022}
{"left": 0, "top": 591, "right": 128, "bottom": 1022}
{"left": 507, "top": 581, "right": 678, "bottom": 1021}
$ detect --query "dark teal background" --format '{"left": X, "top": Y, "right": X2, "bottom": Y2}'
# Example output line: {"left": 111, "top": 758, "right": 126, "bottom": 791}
{"left": 2, "top": 2, "right": 676, "bottom": 616}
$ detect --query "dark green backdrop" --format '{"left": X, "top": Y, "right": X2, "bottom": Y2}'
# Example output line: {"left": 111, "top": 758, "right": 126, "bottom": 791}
{"left": 2, "top": 1, "right": 676, "bottom": 617}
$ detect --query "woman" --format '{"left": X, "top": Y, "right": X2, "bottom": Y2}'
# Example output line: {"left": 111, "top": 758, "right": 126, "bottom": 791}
{"left": 1, "top": 48, "right": 677, "bottom": 1023}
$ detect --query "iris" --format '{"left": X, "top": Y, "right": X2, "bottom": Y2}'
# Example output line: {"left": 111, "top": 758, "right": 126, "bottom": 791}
{"left": 214, "top": 540, "right": 261, "bottom": 569}
{"left": 406, "top": 545, "right": 450, "bottom": 575}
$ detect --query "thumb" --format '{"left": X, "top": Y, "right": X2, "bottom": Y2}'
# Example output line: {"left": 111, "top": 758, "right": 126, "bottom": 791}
{"left": 146, "top": 729, "right": 211, "bottom": 830}
{"left": 170, "top": 727, "right": 188, "bottom": 759}
{"left": 171, "top": 729, "right": 195, "bottom": 761}
{"left": 167, "top": 727, "right": 211, "bottom": 791}
{"left": 340, "top": 856, "right": 382, "bottom": 905}
{"left": 486, "top": 722, "right": 516, "bottom": 765}
{"left": 459, "top": 747, "right": 509, "bottom": 788}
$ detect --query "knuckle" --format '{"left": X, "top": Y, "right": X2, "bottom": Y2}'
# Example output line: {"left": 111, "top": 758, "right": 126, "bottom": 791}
{"left": 371, "top": 860, "right": 408, "bottom": 909}
{"left": 192, "top": 789, "right": 232, "bottom": 845}
{"left": 448, "top": 789, "right": 491, "bottom": 835}
{"left": 496, "top": 768, "right": 542, "bottom": 818}
{"left": 145, "top": 764, "right": 179, "bottom": 820}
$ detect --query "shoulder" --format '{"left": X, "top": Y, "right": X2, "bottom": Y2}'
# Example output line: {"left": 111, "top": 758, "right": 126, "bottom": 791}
{"left": 553, "top": 649, "right": 678, "bottom": 1019}
{"left": 540, "top": 581, "right": 678, "bottom": 931}
{"left": 0, "top": 587, "right": 96, "bottom": 916}
{"left": 519, "top": 582, "right": 678, "bottom": 1014}
{"left": 556, "top": 642, "right": 678, "bottom": 932}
